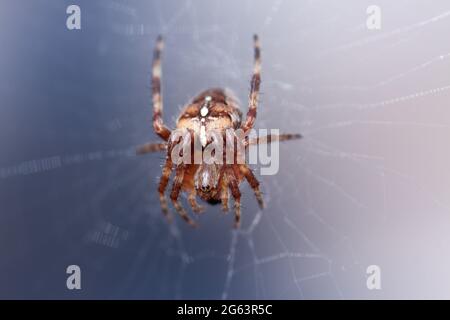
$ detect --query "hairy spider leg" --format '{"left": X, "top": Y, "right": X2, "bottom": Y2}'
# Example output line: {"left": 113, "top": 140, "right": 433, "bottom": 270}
{"left": 241, "top": 34, "right": 261, "bottom": 134}
{"left": 218, "top": 165, "right": 229, "bottom": 213}
{"left": 136, "top": 142, "right": 167, "bottom": 155}
{"left": 158, "top": 150, "right": 174, "bottom": 222}
{"left": 240, "top": 164, "right": 264, "bottom": 209}
{"left": 152, "top": 35, "right": 172, "bottom": 141}
{"left": 245, "top": 133, "right": 302, "bottom": 147}
{"left": 227, "top": 167, "right": 242, "bottom": 228}
{"left": 188, "top": 189, "right": 205, "bottom": 214}
{"left": 170, "top": 165, "right": 198, "bottom": 227}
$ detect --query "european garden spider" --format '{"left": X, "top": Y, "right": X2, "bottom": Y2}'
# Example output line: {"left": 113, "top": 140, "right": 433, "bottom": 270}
{"left": 137, "top": 35, "right": 301, "bottom": 228}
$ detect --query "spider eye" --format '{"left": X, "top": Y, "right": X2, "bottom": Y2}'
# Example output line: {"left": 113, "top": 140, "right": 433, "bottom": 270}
{"left": 201, "top": 185, "right": 211, "bottom": 192}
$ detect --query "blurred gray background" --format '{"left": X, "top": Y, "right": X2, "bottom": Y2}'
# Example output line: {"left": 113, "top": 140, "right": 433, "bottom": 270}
{"left": 1, "top": 0, "right": 450, "bottom": 299}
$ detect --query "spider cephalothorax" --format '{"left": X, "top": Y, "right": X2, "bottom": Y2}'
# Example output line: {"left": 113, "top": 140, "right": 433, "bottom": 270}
{"left": 137, "top": 35, "right": 301, "bottom": 228}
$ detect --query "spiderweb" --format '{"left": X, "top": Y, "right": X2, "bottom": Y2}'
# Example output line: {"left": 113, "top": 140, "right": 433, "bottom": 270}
{"left": 1, "top": 0, "right": 450, "bottom": 299}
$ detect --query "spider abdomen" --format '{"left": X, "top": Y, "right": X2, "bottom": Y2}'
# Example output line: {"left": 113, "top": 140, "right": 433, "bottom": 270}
{"left": 176, "top": 88, "right": 242, "bottom": 137}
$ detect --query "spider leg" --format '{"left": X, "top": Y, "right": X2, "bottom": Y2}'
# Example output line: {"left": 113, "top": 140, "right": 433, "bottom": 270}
{"left": 227, "top": 168, "right": 242, "bottom": 228}
{"left": 240, "top": 165, "right": 264, "bottom": 209}
{"left": 158, "top": 153, "right": 174, "bottom": 222}
{"left": 220, "top": 170, "right": 229, "bottom": 213}
{"left": 245, "top": 133, "right": 302, "bottom": 147}
{"left": 152, "top": 35, "right": 171, "bottom": 141}
{"left": 170, "top": 165, "right": 197, "bottom": 227}
{"left": 136, "top": 142, "right": 167, "bottom": 155}
{"left": 188, "top": 189, "right": 205, "bottom": 214}
{"left": 241, "top": 34, "right": 261, "bottom": 133}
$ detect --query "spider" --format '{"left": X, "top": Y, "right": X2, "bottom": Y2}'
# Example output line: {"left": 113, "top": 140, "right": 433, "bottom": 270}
{"left": 137, "top": 35, "right": 301, "bottom": 228}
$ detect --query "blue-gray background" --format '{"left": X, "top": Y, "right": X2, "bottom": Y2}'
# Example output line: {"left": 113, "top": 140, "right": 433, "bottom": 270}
{"left": 1, "top": 0, "right": 450, "bottom": 299}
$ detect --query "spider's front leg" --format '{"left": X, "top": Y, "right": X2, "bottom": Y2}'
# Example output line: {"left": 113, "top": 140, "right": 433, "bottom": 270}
{"left": 188, "top": 189, "right": 205, "bottom": 214}
{"left": 240, "top": 165, "right": 264, "bottom": 209}
{"left": 170, "top": 165, "right": 198, "bottom": 227}
{"left": 215, "top": 165, "right": 229, "bottom": 213}
{"left": 227, "top": 167, "right": 242, "bottom": 228}
{"left": 151, "top": 35, "right": 171, "bottom": 141}
{"left": 158, "top": 152, "right": 174, "bottom": 222}
{"left": 220, "top": 172, "right": 229, "bottom": 213}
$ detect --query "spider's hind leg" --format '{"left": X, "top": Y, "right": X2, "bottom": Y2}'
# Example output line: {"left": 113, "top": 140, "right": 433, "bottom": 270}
{"left": 241, "top": 34, "right": 261, "bottom": 133}
{"left": 246, "top": 133, "right": 302, "bottom": 147}
{"left": 151, "top": 35, "right": 171, "bottom": 141}
{"left": 136, "top": 142, "right": 167, "bottom": 155}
